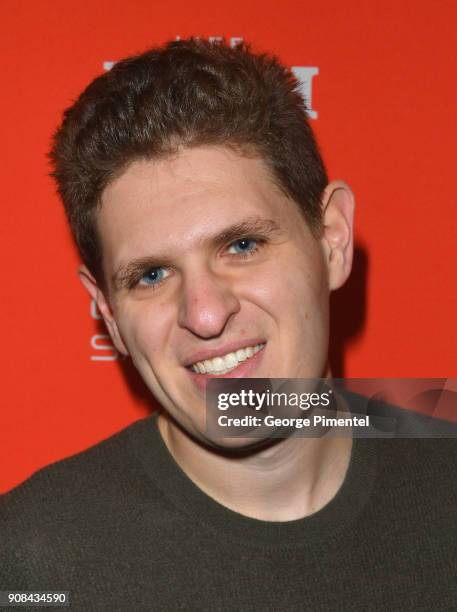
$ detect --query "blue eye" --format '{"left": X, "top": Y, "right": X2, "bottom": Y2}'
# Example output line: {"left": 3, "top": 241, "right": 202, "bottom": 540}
{"left": 140, "top": 267, "right": 167, "bottom": 286}
{"left": 228, "top": 238, "right": 258, "bottom": 255}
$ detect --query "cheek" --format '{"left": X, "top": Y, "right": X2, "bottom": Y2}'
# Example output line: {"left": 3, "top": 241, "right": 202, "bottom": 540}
{"left": 242, "top": 249, "right": 328, "bottom": 317}
{"left": 114, "top": 300, "right": 175, "bottom": 362}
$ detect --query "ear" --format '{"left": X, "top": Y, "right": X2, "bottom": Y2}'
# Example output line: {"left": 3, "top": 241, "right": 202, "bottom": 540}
{"left": 320, "top": 180, "right": 355, "bottom": 291}
{"left": 78, "top": 265, "right": 129, "bottom": 356}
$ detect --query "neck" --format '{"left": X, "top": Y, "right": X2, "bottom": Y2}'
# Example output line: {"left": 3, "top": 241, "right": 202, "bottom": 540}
{"left": 158, "top": 412, "right": 352, "bottom": 522}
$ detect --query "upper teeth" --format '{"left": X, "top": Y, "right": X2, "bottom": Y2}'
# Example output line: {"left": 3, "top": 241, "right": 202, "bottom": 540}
{"left": 191, "top": 344, "right": 265, "bottom": 375}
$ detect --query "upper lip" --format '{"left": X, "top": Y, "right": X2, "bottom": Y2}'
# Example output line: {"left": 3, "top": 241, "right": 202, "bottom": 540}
{"left": 182, "top": 339, "right": 266, "bottom": 367}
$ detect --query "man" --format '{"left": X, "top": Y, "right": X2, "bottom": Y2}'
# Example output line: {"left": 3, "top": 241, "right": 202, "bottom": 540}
{"left": 1, "top": 39, "right": 456, "bottom": 611}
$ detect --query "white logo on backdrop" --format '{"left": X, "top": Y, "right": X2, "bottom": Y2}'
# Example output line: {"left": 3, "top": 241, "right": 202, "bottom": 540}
{"left": 291, "top": 66, "right": 319, "bottom": 119}
{"left": 90, "top": 299, "right": 119, "bottom": 361}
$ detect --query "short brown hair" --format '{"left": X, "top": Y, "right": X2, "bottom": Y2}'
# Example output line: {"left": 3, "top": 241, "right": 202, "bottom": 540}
{"left": 49, "top": 38, "right": 328, "bottom": 284}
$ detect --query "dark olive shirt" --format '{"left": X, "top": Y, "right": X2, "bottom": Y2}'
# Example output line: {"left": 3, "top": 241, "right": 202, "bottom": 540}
{"left": 1, "top": 414, "right": 456, "bottom": 611}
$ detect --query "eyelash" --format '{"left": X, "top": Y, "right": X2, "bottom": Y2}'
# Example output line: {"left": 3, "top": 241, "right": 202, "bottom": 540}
{"left": 132, "top": 236, "right": 266, "bottom": 290}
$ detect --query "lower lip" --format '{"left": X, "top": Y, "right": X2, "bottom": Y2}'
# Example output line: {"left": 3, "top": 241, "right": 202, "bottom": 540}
{"left": 186, "top": 345, "right": 266, "bottom": 392}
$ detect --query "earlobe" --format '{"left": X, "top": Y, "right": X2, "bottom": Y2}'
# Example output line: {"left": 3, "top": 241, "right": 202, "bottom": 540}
{"left": 78, "top": 265, "right": 129, "bottom": 356}
{"left": 321, "top": 180, "right": 355, "bottom": 291}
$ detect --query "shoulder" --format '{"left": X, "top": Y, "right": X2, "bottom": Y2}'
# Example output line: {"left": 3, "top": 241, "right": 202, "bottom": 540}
{"left": 345, "top": 390, "right": 457, "bottom": 505}
{"left": 375, "top": 436, "right": 457, "bottom": 469}
{"left": 0, "top": 415, "right": 156, "bottom": 531}
{"left": 0, "top": 415, "right": 163, "bottom": 588}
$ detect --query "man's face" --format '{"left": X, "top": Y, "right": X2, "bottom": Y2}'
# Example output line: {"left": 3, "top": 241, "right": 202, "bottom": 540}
{"left": 94, "top": 146, "right": 337, "bottom": 445}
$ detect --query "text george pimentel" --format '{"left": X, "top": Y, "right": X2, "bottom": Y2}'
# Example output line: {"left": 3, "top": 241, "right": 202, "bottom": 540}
{"left": 217, "top": 415, "right": 370, "bottom": 429}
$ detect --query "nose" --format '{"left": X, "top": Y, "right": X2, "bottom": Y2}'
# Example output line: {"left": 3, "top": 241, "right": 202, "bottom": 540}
{"left": 177, "top": 268, "right": 241, "bottom": 338}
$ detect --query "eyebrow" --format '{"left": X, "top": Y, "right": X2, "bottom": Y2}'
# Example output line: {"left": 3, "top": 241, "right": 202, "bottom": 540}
{"left": 111, "top": 216, "right": 283, "bottom": 291}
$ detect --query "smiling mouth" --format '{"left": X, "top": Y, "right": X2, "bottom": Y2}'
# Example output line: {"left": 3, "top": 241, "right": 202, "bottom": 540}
{"left": 189, "top": 343, "right": 265, "bottom": 376}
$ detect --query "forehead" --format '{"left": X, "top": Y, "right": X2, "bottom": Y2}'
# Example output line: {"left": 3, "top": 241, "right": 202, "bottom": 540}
{"left": 98, "top": 146, "right": 307, "bottom": 266}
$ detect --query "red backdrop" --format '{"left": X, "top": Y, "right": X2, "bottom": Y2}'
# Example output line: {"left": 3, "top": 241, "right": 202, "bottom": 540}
{"left": 1, "top": 0, "right": 456, "bottom": 493}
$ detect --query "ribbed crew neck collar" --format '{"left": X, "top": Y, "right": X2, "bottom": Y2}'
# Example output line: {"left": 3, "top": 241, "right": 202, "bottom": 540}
{"left": 128, "top": 414, "right": 378, "bottom": 549}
